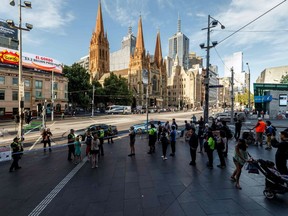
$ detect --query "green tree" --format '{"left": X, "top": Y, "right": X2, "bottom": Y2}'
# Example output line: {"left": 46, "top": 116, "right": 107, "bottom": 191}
{"left": 63, "top": 63, "right": 92, "bottom": 109}
{"left": 103, "top": 73, "right": 133, "bottom": 105}
{"left": 280, "top": 73, "right": 288, "bottom": 84}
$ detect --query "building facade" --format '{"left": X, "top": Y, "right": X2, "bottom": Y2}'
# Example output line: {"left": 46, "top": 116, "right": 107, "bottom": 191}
{"left": 0, "top": 65, "right": 68, "bottom": 119}
{"left": 256, "top": 66, "right": 288, "bottom": 83}
{"left": 168, "top": 16, "right": 189, "bottom": 70}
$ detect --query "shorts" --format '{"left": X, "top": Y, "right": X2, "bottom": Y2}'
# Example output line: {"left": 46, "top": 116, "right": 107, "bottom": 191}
{"left": 130, "top": 140, "right": 135, "bottom": 147}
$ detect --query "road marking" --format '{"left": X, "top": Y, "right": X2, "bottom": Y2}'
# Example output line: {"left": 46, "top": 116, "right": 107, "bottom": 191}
{"left": 28, "top": 157, "right": 87, "bottom": 216}
{"left": 29, "top": 136, "right": 42, "bottom": 151}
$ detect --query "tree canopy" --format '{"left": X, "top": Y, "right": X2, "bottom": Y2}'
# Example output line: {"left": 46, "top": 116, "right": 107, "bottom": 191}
{"left": 280, "top": 74, "right": 288, "bottom": 84}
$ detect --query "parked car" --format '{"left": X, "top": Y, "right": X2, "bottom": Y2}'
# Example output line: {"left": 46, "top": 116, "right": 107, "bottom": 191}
{"left": 74, "top": 124, "right": 118, "bottom": 140}
{"left": 209, "top": 111, "right": 247, "bottom": 122}
{"left": 106, "top": 106, "right": 132, "bottom": 114}
{"left": 131, "top": 120, "right": 165, "bottom": 134}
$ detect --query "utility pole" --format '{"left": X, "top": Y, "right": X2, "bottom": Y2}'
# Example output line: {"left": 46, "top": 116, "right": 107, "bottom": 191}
{"left": 51, "top": 71, "right": 54, "bottom": 121}
{"left": 42, "top": 99, "right": 47, "bottom": 129}
{"left": 91, "top": 85, "right": 95, "bottom": 117}
{"left": 146, "top": 84, "right": 149, "bottom": 132}
{"left": 230, "top": 67, "right": 234, "bottom": 123}
{"left": 246, "top": 63, "right": 251, "bottom": 112}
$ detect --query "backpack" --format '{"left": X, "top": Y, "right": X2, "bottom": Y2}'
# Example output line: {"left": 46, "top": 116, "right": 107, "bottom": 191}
{"left": 85, "top": 135, "right": 92, "bottom": 146}
{"left": 272, "top": 125, "right": 277, "bottom": 136}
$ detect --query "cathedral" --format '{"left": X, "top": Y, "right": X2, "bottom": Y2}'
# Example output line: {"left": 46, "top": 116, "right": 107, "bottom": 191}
{"left": 89, "top": 1, "right": 167, "bottom": 108}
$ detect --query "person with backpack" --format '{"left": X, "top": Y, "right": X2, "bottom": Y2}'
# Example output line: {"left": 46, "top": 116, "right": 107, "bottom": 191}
{"left": 84, "top": 131, "right": 93, "bottom": 161}
{"left": 9, "top": 137, "right": 23, "bottom": 172}
{"left": 265, "top": 121, "right": 276, "bottom": 150}
{"left": 160, "top": 128, "right": 169, "bottom": 160}
{"left": 221, "top": 121, "right": 233, "bottom": 157}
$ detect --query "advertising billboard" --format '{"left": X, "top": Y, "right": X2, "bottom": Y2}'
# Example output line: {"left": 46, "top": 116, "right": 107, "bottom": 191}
{"left": 279, "top": 94, "right": 287, "bottom": 106}
{"left": 0, "top": 19, "right": 18, "bottom": 39}
{"left": 0, "top": 47, "right": 63, "bottom": 73}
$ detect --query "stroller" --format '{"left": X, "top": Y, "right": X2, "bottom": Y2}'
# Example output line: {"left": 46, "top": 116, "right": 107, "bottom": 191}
{"left": 242, "top": 128, "right": 255, "bottom": 145}
{"left": 252, "top": 159, "right": 288, "bottom": 199}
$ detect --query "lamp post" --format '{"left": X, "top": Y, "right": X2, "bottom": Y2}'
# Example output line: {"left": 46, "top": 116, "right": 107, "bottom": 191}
{"left": 51, "top": 70, "right": 54, "bottom": 121}
{"left": 7, "top": 0, "right": 33, "bottom": 138}
{"left": 246, "top": 62, "right": 251, "bottom": 112}
{"left": 200, "top": 15, "right": 225, "bottom": 123}
{"left": 91, "top": 85, "right": 95, "bottom": 117}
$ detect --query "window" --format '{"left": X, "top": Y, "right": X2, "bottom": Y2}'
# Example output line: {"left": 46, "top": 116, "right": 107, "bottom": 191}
{"left": 53, "top": 82, "right": 58, "bottom": 90}
{"left": 35, "top": 90, "right": 42, "bottom": 98}
{"left": 64, "top": 84, "right": 68, "bottom": 91}
{"left": 0, "top": 108, "right": 5, "bottom": 116}
{"left": 12, "top": 77, "right": 18, "bottom": 85}
{"left": 0, "top": 76, "right": 4, "bottom": 85}
{"left": 35, "top": 80, "right": 43, "bottom": 89}
{"left": 12, "top": 91, "right": 18, "bottom": 101}
{"left": 25, "top": 92, "right": 31, "bottom": 101}
{"left": 24, "top": 79, "right": 30, "bottom": 87}
{"left": 0, "top": 90, "right": 4, "bottom": 100}
{"left": 64, "top": 92, "right": 68, "bottom": 99}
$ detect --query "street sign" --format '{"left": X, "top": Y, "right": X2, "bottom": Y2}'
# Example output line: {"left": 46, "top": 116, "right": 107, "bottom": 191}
{"left": 209, "top": 85, "right": 224, "bottom": 88}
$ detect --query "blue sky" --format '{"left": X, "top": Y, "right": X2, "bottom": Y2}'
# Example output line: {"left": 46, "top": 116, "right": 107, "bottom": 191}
{"left": 1, "top": 0, "right": 288, "bottom": 84}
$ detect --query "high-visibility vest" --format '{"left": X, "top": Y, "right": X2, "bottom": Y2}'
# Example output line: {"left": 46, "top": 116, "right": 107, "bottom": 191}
{"left": 99, "top": 129, "right": 104, "bottom": 138}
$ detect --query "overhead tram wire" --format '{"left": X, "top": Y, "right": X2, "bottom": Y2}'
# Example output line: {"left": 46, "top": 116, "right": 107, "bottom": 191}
{"left": 217, "top": 0, "right": 287, "bottom": 45}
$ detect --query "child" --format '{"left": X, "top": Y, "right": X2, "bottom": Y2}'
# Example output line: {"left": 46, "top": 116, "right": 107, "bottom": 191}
{"left": 74, "top": 136, "right": 82, "bottom": 164}
{"left": 91, "top": 134, "right": 100, "bottom": 168}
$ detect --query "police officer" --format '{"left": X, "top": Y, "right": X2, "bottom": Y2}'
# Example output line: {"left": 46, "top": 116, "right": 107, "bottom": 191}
{"left": 98, "top": 126, "right": 105, "bottom": 156}
{"left": 147, "top": 124, "right": 157, "bottom": 154}
{"left": 9, "top": 137, "right": 23, "bottom": 172}
{"left": 107, "top": 125, "right": 114, "bottom": 144}
{"left": 67, "top": 129, "right": 75, "bottom": 161}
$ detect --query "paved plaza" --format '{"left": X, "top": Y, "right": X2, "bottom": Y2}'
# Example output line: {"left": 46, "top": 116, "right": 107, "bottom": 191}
{"left": 1, "top": 131, "right": 288, "bottom": 216}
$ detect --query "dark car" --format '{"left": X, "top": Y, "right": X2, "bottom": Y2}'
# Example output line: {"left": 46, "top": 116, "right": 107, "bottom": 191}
{"left": 74, "top": 124, "right": 118, "bottom": 140}
{"left": 131, "top": 120, "right": 165, "bottom": 134}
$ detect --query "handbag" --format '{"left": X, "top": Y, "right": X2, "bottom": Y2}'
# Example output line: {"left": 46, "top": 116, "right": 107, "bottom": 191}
{"left": 245, "top": 162, "right": 259, "bottom": 174}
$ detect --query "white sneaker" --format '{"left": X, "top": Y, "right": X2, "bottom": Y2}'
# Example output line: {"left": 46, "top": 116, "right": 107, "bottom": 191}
{"left": 163, "top": 157, "right": 167, "bottom": 160}
{"left": 161, "top": 155, "right": 164, "bottom": 158}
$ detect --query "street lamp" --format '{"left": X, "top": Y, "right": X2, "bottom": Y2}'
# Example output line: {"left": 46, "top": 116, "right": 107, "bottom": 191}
{"left": 246, "top": 62, "right": 251, "bottom": 112}
{"left": 7, "top": 0, "right": 33, "bottom": 138}
{"left": 200, "top": 15, "right": 225, "bottom": 123}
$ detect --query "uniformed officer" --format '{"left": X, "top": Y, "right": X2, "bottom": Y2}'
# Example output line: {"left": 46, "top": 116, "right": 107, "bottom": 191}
{"left": 98, "top": 126, "right": 105, "bottom": 156}
{"left": 9, "top": 137, "right": 23, "bottom": 172}
{"left": 147, "top": 124, "right": 157, "bottom": 154}
{"left": 107, "top": 125, "right": 114, "bottom": 144}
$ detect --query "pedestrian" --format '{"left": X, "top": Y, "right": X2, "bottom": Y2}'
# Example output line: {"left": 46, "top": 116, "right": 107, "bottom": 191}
{"left": 9, "top": 137, "right": 23, "bottom": 172}
{"left": 164, "top": 121, "right": 171, "bottom": 133}
{"left": 252, "top": 117, "right": 266, "bottom": 146}
{"left": 128, "top": 126, "right": 136, "bottom": 157}
{"left": 147, "top": 124, "right": 157, "bottom": 154}
{"left": 265, "top": 120, "right": 276, "bottom": 150}
{"left": 234, "top": 114, "right": 242, "bottom": 141}
{"left": 198, "top": 125, "right": 204, "bottom": 153}
{"left": 180, "top": 120, "right": 191, "bottom": 137}
{"left": 67, "top": 129, "right": 75, "bottom": 161}
{"left": 107, "top": 125, "right": 114, "bottom": 144}
{"left": 46, "top": 128, "right": 53, "bottom": 152}
{"left": 74, "top": 136, "right": 82, "bottom": 164}
{"left": 97, "top": 126, "right": 105, "bottom": 156}
{"left": 271, "top": 131, "right": 288, "bottom": 175}
{"left": 191, "top": 114, "right": 197, "bottom": 124}
{"left": 61, "top": 112, "right": 65, "bottom": 119}
{"left": 205, "top": 130, "right": 215, "bottom": 169}
{"left": 220, "top": 121, "right": 233, "bottom": 157}
{"left": 171, "top": 118, "right": 178, "bottom": 130}
{"left": 231, "top": 138, "right": 251, "bottom": 190}
{"left": 91, "top": 134, "right": 100, "bottom": 168}
{"left": 170, "top": 125, "right": 177, "bottom": 157}
{"left": 197, "top": 116, "right": 205, "bottom": 130}
{"left": 188, "top": 128, "right": 198, "bottom": 166}
{"left": 84, "top": 131, "right": 93, "bottom": 161}
{"left": 216, "top": 130, "right": 227, "bottom": 168}
{"left": 41, "top": 128, "right": 50, "bottom": 152}
{"left": 157, "top": 121, "right": 163, "bottom": 143}
{"left": 160, "top": 128, "right": 169, "bottom": 160}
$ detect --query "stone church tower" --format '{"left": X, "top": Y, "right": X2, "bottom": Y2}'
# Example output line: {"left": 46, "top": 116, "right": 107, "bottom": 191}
{"left": 129, "top": 16, "right": 167, "bottom": 108}
{"left": 89, "top": 0, "right": 110, "bottom": 82}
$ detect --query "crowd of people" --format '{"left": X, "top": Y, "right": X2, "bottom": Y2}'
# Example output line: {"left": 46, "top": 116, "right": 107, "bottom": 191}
{"left": 8, "top": 115, "right": 288, "bottom": 191}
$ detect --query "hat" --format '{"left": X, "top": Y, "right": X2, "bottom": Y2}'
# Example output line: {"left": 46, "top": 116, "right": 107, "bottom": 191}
{"left": 13, "top": 137, "right": 19, "bottom": 142}
{"left": 205, "top": 123, "right": 209, "bottom": 127}
{"left": 258, "top": 117, "right": 262, "bottom": 120}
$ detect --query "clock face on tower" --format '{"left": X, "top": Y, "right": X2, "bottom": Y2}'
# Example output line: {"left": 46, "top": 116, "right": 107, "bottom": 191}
{"left": 142, "top": 69, "right": 148, "bottom": 85}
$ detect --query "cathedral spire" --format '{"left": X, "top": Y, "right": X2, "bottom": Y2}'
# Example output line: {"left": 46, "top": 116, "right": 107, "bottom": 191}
{"left": 96, "top": 0, "right": 104, "bottom": 37}
{"left": 135, "top": 15, "right": 145, "bottom": 52}
{"left": 154, "top": 30, "right": 162, "bottom": 67}
{"left": 177, "top": 13, "right": 181, "bottom": 33}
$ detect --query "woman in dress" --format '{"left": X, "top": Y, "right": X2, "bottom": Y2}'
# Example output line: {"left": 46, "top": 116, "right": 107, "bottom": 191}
{"left": 231, "top": 139, "right": 250, "bottom": 189}
{"left": 74, "top": 136, "right": 82, "bottom": 164}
